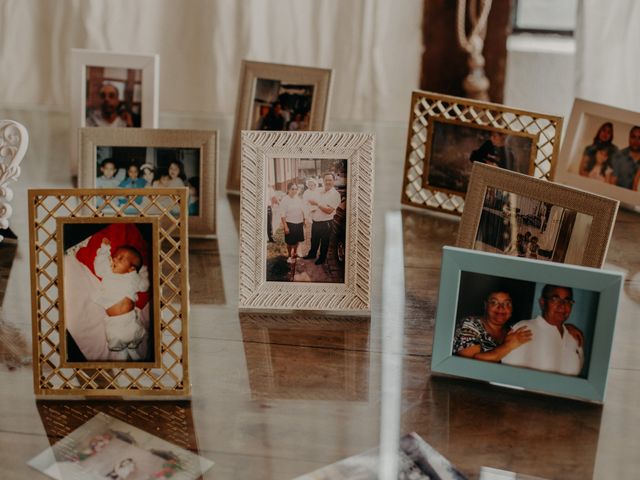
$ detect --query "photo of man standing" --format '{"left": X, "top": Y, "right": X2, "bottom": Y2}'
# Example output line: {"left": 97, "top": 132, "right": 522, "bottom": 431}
{"left": 303, "top": 172, "right": 341, "bottom": 265}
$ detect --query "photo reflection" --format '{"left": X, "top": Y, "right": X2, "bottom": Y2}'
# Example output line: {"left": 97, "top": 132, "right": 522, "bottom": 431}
{"left": 402, "top": 377, "right": 600, "bottom": 480}
{"left": 239, "top": 313, "right": 371, "bottom": 401}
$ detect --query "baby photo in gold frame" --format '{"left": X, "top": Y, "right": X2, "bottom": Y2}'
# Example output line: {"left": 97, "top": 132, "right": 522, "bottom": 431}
{"left": 401, "top": 90, "right": 563, "bottom": 215}
{"left": 29, "top": 188, "right": 190, "bottom": 398}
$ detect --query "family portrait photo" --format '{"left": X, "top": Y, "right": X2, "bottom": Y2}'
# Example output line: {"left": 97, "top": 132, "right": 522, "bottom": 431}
{"left": 570, "top": 115, "right": 640, "bottom": 191}
{"left": 95, "top": 146, "right": 201, "bottom": 216}
{"left": 266, "top": 157, "right": 347, "bottom": 283}
{"left": 85, "top": 66, "right": 143, "bottom": 128}
{"left": 61, "top": 220, "right": 157, "bottom": 365}
{"left": 472, "top": 186, "right": 593, "bottom": 264}
{"left": 426, "top": 119, "right": 536, "bottom": 194}
{"left": 251, "top": 78, "right": 314, "bottom": 132}
{"left": 28, "top": 412, "right": 214, "bottom": 480}
{"left": 452, "top": 271, "right": 598, "bottom": 378}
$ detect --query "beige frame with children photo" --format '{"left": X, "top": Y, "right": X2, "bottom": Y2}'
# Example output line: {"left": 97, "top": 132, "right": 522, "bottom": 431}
{"left": 70, "top": 49, "right": 159, "bottom": 176}
{"left": 29, "top": 188, "right": 190, "bottom": 398}
{"left": 401, "top": 90, "right": 563, "bottom": 215}
{"left": 456, "top": 163, "right": 619, "bottom": 268}
{"left": 226, "top": 60, "right": 333, "bottom": 193}
{"left": 238, "top": 131, "right": 374, "bottom": 312}
{"left": 555, "top": 98, "right": 640, "bottom": 209}
{"left": 79, "top": 127, "right": 217, "bottom": 237}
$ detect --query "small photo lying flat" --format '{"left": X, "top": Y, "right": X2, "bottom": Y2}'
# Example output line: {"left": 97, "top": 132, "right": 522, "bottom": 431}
{"left": 293, "top": 432, "right": 467, "bottom": 479}
{"left": 28, "top": 412, "right": 214, "bottom": 480}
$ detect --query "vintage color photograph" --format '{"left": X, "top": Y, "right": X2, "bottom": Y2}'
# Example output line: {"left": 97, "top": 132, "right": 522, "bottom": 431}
{"left": 61, "top": 221, "right": 156, "bottom": 364}
{"left": 251, "top": 78, "right": 314, "bottom": 131}
{"left": 95, "top": 146, "right": 201, "bottom": 215}
{"left": 85, "top": 66, "right": 143, "bottom": 128}
{"left": 452, "top": 271, "right": 597, "bottom": 378}
{"left": 427, "top": 119, "right": 536, "bottom": 194}
{"left": 472, "top": 186, "right": 593, "bottom": 264}
{"left": 28, "top": 412, "right": 214, "bottom": 480}
{"left": 266, "top": 157, "right": 347, "bottom": 283}
{"left": 569, "top": 114, "right": 640, "bottom": 191}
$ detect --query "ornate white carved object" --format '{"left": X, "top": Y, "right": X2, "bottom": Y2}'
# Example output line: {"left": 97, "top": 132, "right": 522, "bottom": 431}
{"left": 0, "top": 120, "right": 29, "bottom": 242}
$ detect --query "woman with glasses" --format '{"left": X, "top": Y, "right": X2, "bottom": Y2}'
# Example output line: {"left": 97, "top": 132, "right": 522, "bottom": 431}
{"left": 453, "top": 290, "right": 532, "bottom": 362}
{"left": 279, "top": 183, "right": 306, "bottom": 264}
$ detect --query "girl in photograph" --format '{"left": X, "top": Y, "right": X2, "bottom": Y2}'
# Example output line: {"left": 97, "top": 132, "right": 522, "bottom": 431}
{"left": 118, "top": 163, "right": 146, "bottom": 189}
{"left": 579, "top": 122, "right": 618, "bottom": 176}
{"left": 279, "top": 183, "right": 305, "bottom": 263}
{"left": 140, "top": 163, "right": 155, "bottom": 186}
{"left": 453, "top": 290, "right": 532, "bottom": 362}
{"left": 167, "top": 160, "right": 187, "bottom": 187}
{"left": 580, "top": 145, "right": 615, "bottom": 183}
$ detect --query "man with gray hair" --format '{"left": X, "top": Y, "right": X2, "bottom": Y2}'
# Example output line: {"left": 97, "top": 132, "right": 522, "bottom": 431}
{"left": 86, "top": 82, "right": 133, "bottom": 128}
{"left": 502, "top": 284, "right": 584, "bottom": 376}
{"left": 303, "top": 172, "right": 341, "bottom": 265}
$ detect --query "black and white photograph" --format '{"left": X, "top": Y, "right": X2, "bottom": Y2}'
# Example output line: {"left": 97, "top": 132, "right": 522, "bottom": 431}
{"left": 28, "top": 413, "right": 213, "bottom": 480}
{"left": 427, "top": 119, "right": 536, "bottom": 194}
{"left": 294, "top": 432, "right": 467, "bottom": 480}
{"left": 266, "top": 157, "right": 347, "bottom": 283}
{"left": 60, "top": 220, "right": 157, "bottom": 364}
{"left": 452, "top": 271, "right": 598, "bottom": 378}
{"left": 472, "top": 187, "right": 593, "bottom": 264}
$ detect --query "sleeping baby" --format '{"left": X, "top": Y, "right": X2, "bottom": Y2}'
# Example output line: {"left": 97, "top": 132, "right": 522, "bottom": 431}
{"left": 92, "top": 238, "right": 150, "bottom": 360}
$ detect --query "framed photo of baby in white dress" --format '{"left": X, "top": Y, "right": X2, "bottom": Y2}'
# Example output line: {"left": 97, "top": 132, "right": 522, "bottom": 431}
{"left": 57, "top": 217, "right": 161, "bottom": 368}
{"left": 28, "top": 188, "right": 190, "bottom": 398}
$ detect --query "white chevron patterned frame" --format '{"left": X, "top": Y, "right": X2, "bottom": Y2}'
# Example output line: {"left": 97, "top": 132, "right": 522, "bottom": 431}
{"left": 239, "top": 131, "right": 374, "bottom": 312}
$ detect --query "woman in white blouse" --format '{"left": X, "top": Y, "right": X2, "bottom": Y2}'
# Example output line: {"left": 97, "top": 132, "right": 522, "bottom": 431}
{"left": 279, "top": 183, "right": 306, "bottom": 263}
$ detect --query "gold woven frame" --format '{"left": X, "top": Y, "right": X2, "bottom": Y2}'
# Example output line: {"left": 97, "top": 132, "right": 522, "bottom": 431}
{"left": 401, "top": 91, "right": 563, "bottom": 215}
{"left": 28, "top": 188, "right": 190, "bottom": 398}
{"left": 457, "top": 163, "right": 619, "bottom": 268}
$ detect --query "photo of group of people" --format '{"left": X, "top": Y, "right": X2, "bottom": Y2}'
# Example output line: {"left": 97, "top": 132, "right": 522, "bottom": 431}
{"left": 473, "top": 187, "right": 593, "bottom": 265}
{"left": 251, "top": 78, "right": 313, "bottom": 132}
{"left": 85, "top": 66, "right": 142, "bottom": 128}
{"left": 427, "top": 120, "right": 535, "bottom": 194}
{"left": 95, "top": 146, "right": 200, "bottom": 215}
{"left": 572, "top": 117, "right": 640, "bottom": 190}
{"left": 28, "top": 413, "right": 213, "bottom": 480}
{"left": 452, "top": 272, "right": 598, "bottom": 378}
{"left": 62, "top": 222, "right": 155, "bottom": 364}
{"left": 266, "top": 158, "right": 347, "bottom": 284}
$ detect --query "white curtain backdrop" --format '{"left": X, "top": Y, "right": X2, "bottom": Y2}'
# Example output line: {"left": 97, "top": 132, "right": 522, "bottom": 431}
{"left": 0, "top": 0, "right": 423, "bottom": 121}
{"left": 575, "top": 0, "right": 640, "bottom": 112}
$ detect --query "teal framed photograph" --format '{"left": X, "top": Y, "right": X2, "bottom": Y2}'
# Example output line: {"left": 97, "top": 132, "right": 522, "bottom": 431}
{"left": 431, "top": 246, "right": 623, "bottom": 403}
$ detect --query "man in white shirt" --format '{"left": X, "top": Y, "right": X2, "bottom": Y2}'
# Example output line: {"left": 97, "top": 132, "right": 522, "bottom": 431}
{"left": 302, "top": 172, "right": 341, "bottom": 265}
{"left": 502, "top": 285, "right": 584, "bottom": 376}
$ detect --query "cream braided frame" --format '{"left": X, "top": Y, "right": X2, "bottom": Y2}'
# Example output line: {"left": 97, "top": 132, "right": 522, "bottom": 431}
{"left": 401, "top": 91, "right": 563, "bottom": 215}
{"left": 28, "top": 188, "right": 190, "bottom": 398}
{"left": 239, "top": 131, "right": 374, "bottom": 312}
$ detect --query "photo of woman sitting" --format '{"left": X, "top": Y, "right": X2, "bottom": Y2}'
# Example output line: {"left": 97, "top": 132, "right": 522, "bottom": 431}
{"left": 453, "top": 290, "right": 532, "bottom": 362}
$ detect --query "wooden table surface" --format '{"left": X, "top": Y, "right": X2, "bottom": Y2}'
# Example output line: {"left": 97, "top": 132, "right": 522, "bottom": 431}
{"left": 0, "top": 110, "right": 639, "bottom": 479}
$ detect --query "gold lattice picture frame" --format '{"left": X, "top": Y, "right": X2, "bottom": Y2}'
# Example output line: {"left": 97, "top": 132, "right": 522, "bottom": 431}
{"left": 239, "top": 131, "right": 374, "bottom": 312}
{"left": 28, "top": 188, "right": 190, "bottom": 398}
{"left": 401, "top": 91, "right": 563, "bottom": 215}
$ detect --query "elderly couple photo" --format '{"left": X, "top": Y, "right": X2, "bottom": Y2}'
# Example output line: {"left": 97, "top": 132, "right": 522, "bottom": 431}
{"left": 266, "top": 158, "right": 347, "bottom": 283}
{"left": 452, "top": 275, "right": 597, "bottom": 377}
